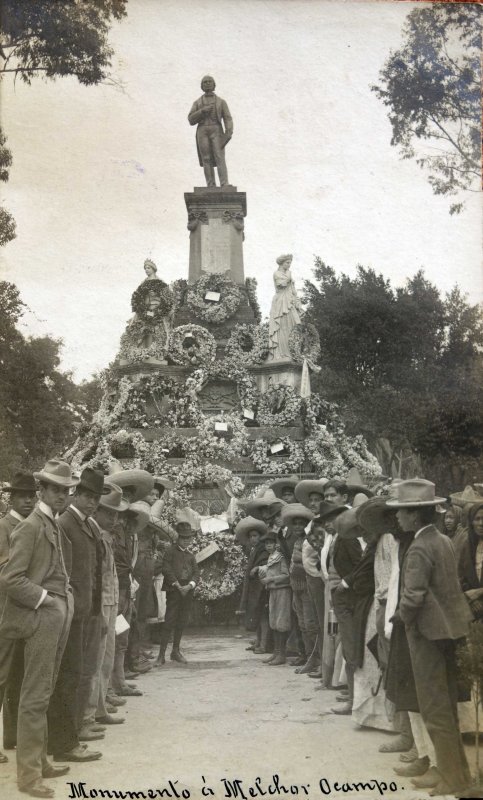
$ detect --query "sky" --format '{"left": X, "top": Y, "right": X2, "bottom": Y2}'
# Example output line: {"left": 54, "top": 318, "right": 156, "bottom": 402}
{"left": 0, "top": 0, "right": 481, "bottom": 381}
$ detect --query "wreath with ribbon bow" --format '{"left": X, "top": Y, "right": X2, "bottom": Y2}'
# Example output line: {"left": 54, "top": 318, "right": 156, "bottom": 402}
{"left": 131, "top": 279, "right": 174, "bottom": 324}
{"left": 187, "top": 273, "right": 242, "bottom": 324}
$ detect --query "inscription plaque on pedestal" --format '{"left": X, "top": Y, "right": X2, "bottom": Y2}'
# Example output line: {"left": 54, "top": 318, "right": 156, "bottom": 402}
{"left": 201, "top": 218, "right": 231, "bottom": 274}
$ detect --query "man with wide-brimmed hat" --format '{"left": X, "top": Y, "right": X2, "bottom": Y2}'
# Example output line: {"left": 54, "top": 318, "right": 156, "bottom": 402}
{"left": 270, "top": 476, "right": 299, "bottom": 504}
{"left": 156, "top": 518, "right": 200, "bottom": 666}
{"left": 47, "top": 466, "right": 107, "bottom": 764}
{"left": 0, "top": 471, "right": 38, "bottom": 760}
{"left": 235, "top": 518, "right": 270, "bottom": 653}
{"left": 387, "top": 479, "right": 472, "bottom": 797}
{"left": 0, "top": 459, "right": 78, "bottom": 798}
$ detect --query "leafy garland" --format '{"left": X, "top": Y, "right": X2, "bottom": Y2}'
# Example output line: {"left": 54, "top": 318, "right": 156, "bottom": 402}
{"left": 250, "top": 436, "right": 305, "bottom": 475}
{"left": 168, "top": 324, "right": 216, "bottom": 367}
{"left": 118, "top": 318, "right": 167, "bottom": 365}
{"left": 190, "top": 529, "right": 246, "bottom": 602}
{"left": 131, "top": 279, "right": 174, "bottom": 324}
{"left": 289, "top": 322, "right": 321, "bottom": 369}
{"left": 257, "top": 384, "right": 302, "bottom": 427}
{"left": 245, "top": 277, "right": 262, "bottom": 324}
{"left": 187, "top": 272, "right": 242, "bottom": 324}
{"left": 225, "top": 323, "right": 269, "bottom": 367}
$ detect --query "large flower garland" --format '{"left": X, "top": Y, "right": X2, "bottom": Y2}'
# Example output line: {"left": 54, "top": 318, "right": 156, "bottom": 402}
{"left": 250, "top": 436, "right": 305, "bottom": 475}
{"left": 131, "top": 279, "right": 174, "bottom": 324}
{"left": 118, "top": 318, "right": 167, "bottom": 365}
{"left": 257, "top": 384, "right": 302, "bottom": 427}
{"left": 168, "top": 324, "right": 216, "bottom": 367}
{"left": 303, "top": 425, "right": 346, "bottom": 477}
{"left": 187, "top": 272, "right": 242, "bottom": 324}
{"left": 289, "top": 322, "right": 321, "bottom": 369}
{"left": 225, "top": 323, "right": 269, "bottom": 367}
{"left": 245, "top": 277, "right": 262, "bottom": 324}
{"left": 190, "top": 529, "right": 246, "bottom": 602}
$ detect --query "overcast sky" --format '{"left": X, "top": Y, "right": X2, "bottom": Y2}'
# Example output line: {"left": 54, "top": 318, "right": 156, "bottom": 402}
{"left": 1, "top": 0, "right": 481, "bottom": 381}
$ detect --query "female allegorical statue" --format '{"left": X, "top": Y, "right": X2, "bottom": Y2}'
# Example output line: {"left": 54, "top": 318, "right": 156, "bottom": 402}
{"left": 268, "top": 254, "right": 303, "bottom": 361}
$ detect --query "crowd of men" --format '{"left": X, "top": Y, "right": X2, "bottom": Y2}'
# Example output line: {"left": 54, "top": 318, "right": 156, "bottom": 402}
{"left": 235, "top": 472, "right": 483, "bottom": 799}
{"left": 0, "top": 460, "right": 482, "bottom": 799}
{"left": 0, "top": 460, "right": 199, "bottom": 799}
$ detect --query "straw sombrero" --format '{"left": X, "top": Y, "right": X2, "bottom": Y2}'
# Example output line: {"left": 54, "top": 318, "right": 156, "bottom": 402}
{"left": 235, "top": 516, "right": 269, "bottom": 547}
{"left": 449, "top": 486, "right": 483, "bottom": 508}
{"left": 270, "top": 476, "right": 299, "bottom": 500}
{"left": 294, "top": 479, "right": 328, "bottom": 509}
{"left": 280, "top": 503, "right": 314, "bottom": 526}
{"left": 107, "top": 464, "right": 154, "bottom": 503}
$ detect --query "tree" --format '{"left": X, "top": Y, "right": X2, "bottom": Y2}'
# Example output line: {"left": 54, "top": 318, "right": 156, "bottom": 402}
{"left": 0, "top": 0, "right": 127, "bottom": 246}
{"left": 372, "top": 4, "right": 481, "bottom": 214}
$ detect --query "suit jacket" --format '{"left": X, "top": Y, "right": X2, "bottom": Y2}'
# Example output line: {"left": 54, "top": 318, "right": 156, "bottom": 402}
{"left": 58, "top": 506, "right": 102, "bottom": 619}
{"left": 188, "top": 94, "right": 233, "bottom": 167}
{"left": 162, "top": 544, "right": 199, "bottom": 591}
{"left": 0, "top": 507, "right": 71, "bottom": 639}
{"left": 333, "top": 536, "right": 362, "bottom": 583}
{"left": 399, "top": 524, "right": 472, "bottom": 640}
{"left": 0, "top": 512, "right": 22, "bottom": 567}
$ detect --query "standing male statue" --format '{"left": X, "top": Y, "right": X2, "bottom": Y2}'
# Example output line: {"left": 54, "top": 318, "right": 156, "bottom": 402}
{"left": 188, "top": 75, "right": 233, "bottom": 187}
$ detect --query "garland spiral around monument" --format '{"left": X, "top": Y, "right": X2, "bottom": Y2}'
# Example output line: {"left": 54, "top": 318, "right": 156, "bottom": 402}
{"left": 168, "top": 324, "right": 216, "bottom": 367}
{"left": 131, "top": 279, "right": 174, "bottom": 324}
{"left": 225, "top": 323, "right": 269, "bottom": 367}
{"left": 187, "top": 272, "right": 242, "bottom": 323}
{"left": 257, "top": 384, "right": 302, "bottom": 427}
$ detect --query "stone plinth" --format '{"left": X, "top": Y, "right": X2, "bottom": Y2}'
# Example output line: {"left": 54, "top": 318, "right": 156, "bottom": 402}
{"left": 185, "top": 187, "right": 247, "bottom": 284}
{"left": 250, "top": 360, "right": 303, "bottom": 393}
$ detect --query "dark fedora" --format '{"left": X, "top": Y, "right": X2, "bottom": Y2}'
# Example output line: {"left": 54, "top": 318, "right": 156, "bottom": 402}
{"left": 315, "top": 502, "right": 347, "bottom": 524}
{"left": 78, "top": 467, "right": 109, "bottom": 496}
{"left": 4, "top": 471, "right": 37, "bottom": 494}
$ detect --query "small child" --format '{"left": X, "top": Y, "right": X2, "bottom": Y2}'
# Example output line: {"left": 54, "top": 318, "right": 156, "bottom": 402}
{"left": 257, "top": 532, "right": 291, "bottom": 665}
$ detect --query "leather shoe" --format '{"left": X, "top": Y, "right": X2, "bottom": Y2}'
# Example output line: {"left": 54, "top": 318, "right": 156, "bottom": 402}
{"left": 393, "top": 757, "right": 429, "bottom": 777}
{"left": 78, "top": 728, "right": 104, "bottom": 742}
{"left": 128, "top": 659, "right": 151, "bottom": 674}
{"left": 54, "top": 745, "right": 102, "bottom": 762}
{"left": 42, "top": 764, "right": 70, "bottom": 779}
{"left": 20, "top": 780, "right": 54, "bottom": 798}
{"left": 117, "top": 685, "right": 142, "bottom": 696}
{"left": 88, "top": 724, "right": 106, "bottom": 732}
{"left": 171, "top": 650, "right": 187, "bottom": 663}
{"left": 336, "top": 692, "right": 350, "bottom": 702}
{"left": 331, "top": 703, "right": 352, "bottom": 715}
{"left": 95, "top": 714, "right": 125, "bottom": 725}
{"left": 411, "top": 767, "right": 441, "bottom": 789}
{"left": 106, "top": 693, "right": 126, "bottom": 706}
{"left": 0, "top": 751, "right": 8, "bottom": 763}
{"left": 105, "top": 703, "right": 118, "bottom": 713}
{"left": 308, "top": 671, "right": 322, "bottom": 679}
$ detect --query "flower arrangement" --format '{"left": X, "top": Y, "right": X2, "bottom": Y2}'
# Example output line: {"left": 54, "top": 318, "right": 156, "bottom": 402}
{"left": 190, "top": 529, "right": 246, "bottom": 602}
{"left": 225, "top": 323, "right": 269, "bottom": 367}
{"left": 289, "top": 322, "right": 321, "bottom": 369}
{"left": 171, "top": 278, "right": 188, "bottom": 313}
{"left": 168, "top": 324, "right": 216, "bottom": 367}
{"left": 257, "top": 384, "right": 302, "bottom": 427}
{"left": 245, "top": 277, "right": 263, "bottom": 324}
{"left": 250, "top": 436, "right": 305, "bottom": 475}
{"left": 124, "top": 375, "right": 203, "bottom": 429}
{"left": 182, "top": 412, "right": 249, "bottom": 463}
{"left": 303, "top": 425, "right": 346, "bottom": 477}
{"left": 131, "top": 278, "right": 174, "bottom": 324}
{"left": 118, "top": 318, "right": 168, "bottom": 365}
{"left": 187, "top": 272, "right": 242, "bottom": 324}
{"left": 301, "top": 394, "right": 344, "bottom": 435}
{"left": 336, "top": 434, "right": 382, "bottom": 480}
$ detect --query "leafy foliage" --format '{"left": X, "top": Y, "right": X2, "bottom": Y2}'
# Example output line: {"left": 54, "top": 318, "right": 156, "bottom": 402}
{"left": 0, "top": 129, "right": 15, "bottom": 246}
{"left": 372, "top": 4, "right": 482, "bottom": 213}
{"left": 303, "top": 258, "right": 483, "bottom": 488}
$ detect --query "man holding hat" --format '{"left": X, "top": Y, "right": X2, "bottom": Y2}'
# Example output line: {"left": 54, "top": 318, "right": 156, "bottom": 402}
{"left": 156, "top": 518, "right": 200, "bottom": 665}
{"left": 47, "top": 466, "right": 107, "bottom": 763}
{"left": 0, "top": 471, "right": 37, "bottom": 759}
{"left": 0, "top": 459, "right": 77, "bottom": 798}
{"left": 387, "top": 479, "right": 472, "bottom": 797}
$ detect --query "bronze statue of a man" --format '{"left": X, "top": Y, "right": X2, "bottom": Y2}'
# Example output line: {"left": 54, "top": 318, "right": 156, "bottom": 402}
{"left": 188, "top": 75, "right": 233, "bottom": 187}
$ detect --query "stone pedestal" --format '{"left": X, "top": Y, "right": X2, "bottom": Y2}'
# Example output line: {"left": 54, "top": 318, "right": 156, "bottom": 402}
{"left": 250, "top": 359, "right": 303, "bottom": 393}
{"left": 185, "top": 187, "right": 247, "bottom": 284}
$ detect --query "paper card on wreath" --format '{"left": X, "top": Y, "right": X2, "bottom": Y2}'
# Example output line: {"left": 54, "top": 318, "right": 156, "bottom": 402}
{"left": 115, "top": 614, "right": 130, "bottom": 636}
{"left": 196, "top": 541, "right": 221, "bottom": 563}
{"left": 270, "top": 441, "right": 285, "bottom": 454}
{"left": 200, "top": 515, "right": 230, "bottom": 534}
{"left": 205, "top": 291, "right": 221, "bottom": 302}
{"left": 243, "top": 408, "right": 255, "bottom": 420}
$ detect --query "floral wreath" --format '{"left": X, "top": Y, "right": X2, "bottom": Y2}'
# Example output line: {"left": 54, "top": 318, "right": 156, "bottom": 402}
{"left": 190, "top": 529, "right": 246, "bottom": 602}
{"left": 118, "top": 318, "right": 167, "bottom": 365}
{"left": 257, "top": 384, "right": 302, "bottom": 426}
{"left": 124, "top": 375, "right": 203, "bottom": 429}
{"left": 251, "top": 436, "right": 305, "bottom": 475}
{"left": 183, "top": 412, "right": 249, "bottom": 463}
{"left": 187, "top": 272, "right": 242, "bottom": 324}
{"left": 131, "top": 279, "right": 174, "bottom": 324}
{"left": 289, "top": 322, "right": 321, "bottom": 369}
{"left": 168, "top": 324, "right": 216, "bottom": 367}
{"left": 225, "top": 323, "right": 269, "bottom": 367}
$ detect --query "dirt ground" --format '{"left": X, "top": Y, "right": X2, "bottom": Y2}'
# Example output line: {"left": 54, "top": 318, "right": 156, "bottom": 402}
{"left": 0, "top": 630, "right": 477, "bottom": 800}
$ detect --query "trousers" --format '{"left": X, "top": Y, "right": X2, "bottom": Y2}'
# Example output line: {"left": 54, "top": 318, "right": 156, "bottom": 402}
{"left": 159, "top": 591, "right": 192, "bottom": 649}
{"left": 406, "top": 627, "right": 470, "bottom": 790}
{"left": 18, "top": 593, "right": 73, "bottom": 789}
{"left": 47, "top": 615, "right": 84, "bottom": 756}
{"left": 306, "top": 574, "right": 325, "bottom": 659}
{"left": 77, "top": 614, "right": 102, "bottom": 728}
{"left": 111, "top": 587, "right": 132, "bottom": 692}
{"left": 2, "top": 640, "right": 23, "bottom": 748}
{"left": 83, "top": 603, "right": 116, "bottom": 723}
{"left": 197, "top": 124, "right": 228, "bottom": 186}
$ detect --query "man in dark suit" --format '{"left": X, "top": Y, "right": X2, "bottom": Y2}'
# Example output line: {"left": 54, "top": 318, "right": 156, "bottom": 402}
{"left": 188, "top": 75, "right": 233, "bottom": 187}
{"left": 0, "top": 459, "right": 77, "bottom": 798}
{"left": 47, "top": 467, "right": 106, "bottom": 762}
{"left": 0, "top": 471, "right": 37, "bottom": 760}
{"left": 388, "top": 479, "right": 473, "bottom": 797}
{"left": 157, "top": 520, "right": 200, "bottom": 664}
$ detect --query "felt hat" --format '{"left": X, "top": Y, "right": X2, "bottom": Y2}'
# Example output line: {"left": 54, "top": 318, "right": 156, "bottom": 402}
{"left": 345, "top": 468, "right": 374, "bottom": 498}
{"left": 99, "top": 482, "right": 129, "bottom": 512}
{"left": 175, "top": 521, "right": 195, "bottom": 536}
{"left": 281, "top": 503, "right": 314, "bottom": 526}
{"left": 386, "top": 479, "right": 446, "bottom": 508}
{"left": 449, "top": 485, "right": 483, "bottom": 508}
{"left": 269, "top": 476, "right": 300, "bottom": 500}
{"left": 78, "top": 466, "right": 109, "bottom": 496}
{"left": 356, "top": 496, "right": 398, "bottom": 537}
{"left": 107, "top": 464, "right": 154, "bottom": 503}
{"left": 153, "top": 475, "right": 175, "bottom": 493}
{"left": 126, "top": 500, "right": 150, "bottom": 532}
{"left": 4, "top": 471, "right": 37, "bottom": 493}
{"left": 334, "top": 493, "right": 369, "bottom": 540}
{"left": 313, "top": 502, "right": 347, "bottom": 525}
{"left": 294, "top": 479, "right": 328, "bottom": 510}
{"left": 235, "top": 516, "right": 269, "bottom": 547}
{"left": 34, "top": 459, "right": 80, "bottom": 488}
{"left": 242, "top": 489, "right": 284, "bottom": 521}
